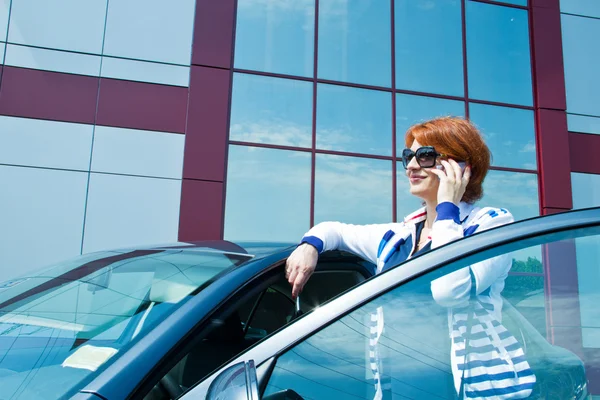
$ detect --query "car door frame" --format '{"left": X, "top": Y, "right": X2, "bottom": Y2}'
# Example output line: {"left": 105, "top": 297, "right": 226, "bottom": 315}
{"left": 78, "top": 247, "right": 374, "bottom": 399}
{"left": 181, "top": 207, "right": 600, "bottom": 399}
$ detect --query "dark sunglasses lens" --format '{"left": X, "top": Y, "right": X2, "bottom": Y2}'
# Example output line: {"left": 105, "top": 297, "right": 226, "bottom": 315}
{"left": 401, "top": 149, "right": 414, "bottom": 169}
{"left": 416, "top": 148, "right": 437, "bottom": 168}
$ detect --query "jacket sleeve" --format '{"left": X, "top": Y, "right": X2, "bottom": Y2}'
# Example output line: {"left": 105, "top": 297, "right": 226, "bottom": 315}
{"left": 300, "top": 222, "right": 398, "bottom": 265}
{"left": 430, "top": 206, "right": 515, "bottom": 307}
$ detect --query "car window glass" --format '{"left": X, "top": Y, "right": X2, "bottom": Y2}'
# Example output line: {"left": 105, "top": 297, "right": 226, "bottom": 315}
{"left": 263, "top": 226, "right": 599, "bottom": 399}
{"left": 0, "top": 249, "right": 251, "bottom": 400}
{"left": 245, "top": 288, "right": 295, "bottom": 337}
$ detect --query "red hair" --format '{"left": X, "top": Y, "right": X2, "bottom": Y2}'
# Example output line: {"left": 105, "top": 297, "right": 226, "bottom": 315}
{"left": 405, "top": 116, "right": 490, "bottom": 203}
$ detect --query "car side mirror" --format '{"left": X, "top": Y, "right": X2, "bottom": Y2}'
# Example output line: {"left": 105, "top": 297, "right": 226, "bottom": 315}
{"left": 206, "top": 360, "right": 259, "bottom": 400}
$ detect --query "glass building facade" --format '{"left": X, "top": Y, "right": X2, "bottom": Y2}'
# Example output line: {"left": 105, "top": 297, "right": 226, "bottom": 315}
{"left": 225, "top": 0, "right": 540, "bottom": 242}
{"left": 1, "top": 0, "right": 600, "bottom": 392}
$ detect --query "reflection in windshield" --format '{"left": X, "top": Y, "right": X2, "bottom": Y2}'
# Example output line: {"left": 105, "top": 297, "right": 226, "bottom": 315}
{"left": 0, "top": 249, "right": 252, "bottom": 400}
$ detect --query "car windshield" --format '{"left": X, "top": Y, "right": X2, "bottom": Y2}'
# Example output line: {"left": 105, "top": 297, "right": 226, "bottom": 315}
{"left": 0, "top": 248, "right": 253, "bottom": 400}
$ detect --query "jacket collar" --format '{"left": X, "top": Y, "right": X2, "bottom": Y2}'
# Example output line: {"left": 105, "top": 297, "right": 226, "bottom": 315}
{"left": 403, "top": 202, "right": 475, "bottom": 226}
{"left": 457, "top": 202, "right": 476, "bottom": 223}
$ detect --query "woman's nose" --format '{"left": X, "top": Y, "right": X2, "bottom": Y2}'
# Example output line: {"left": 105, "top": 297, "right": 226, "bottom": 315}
{"left": 406, "top": 156, "right": 420, "bottom": 171}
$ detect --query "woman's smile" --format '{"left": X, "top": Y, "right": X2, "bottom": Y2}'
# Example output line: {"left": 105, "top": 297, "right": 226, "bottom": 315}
{"left": 409, "top": 175, "right": 426, "bottom": 184}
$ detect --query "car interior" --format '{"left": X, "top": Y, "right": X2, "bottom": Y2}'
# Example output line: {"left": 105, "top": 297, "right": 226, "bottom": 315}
{"left": 143, "top": 254, "right": 374, "bottom": 400}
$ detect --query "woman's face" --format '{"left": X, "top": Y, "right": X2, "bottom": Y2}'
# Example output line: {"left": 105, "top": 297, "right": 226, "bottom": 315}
{"left": 405, "top": 140, "right": 440, "bottom": 204}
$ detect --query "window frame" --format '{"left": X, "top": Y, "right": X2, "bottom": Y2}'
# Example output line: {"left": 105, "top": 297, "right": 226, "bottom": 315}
{"left": 182, "top": 206, "right": 600, "bottom": 399}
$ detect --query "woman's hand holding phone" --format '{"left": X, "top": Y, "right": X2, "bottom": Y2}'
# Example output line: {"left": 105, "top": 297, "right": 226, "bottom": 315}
{"left": 430, "top": 159, "right": 471, "bottom": 206}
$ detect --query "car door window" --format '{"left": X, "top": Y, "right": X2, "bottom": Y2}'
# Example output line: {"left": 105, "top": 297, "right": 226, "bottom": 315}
{"left": 263, "top": 226, "right": 600, "bottom": 399}
{"left": 143, "top": 259, "right": 373, "bottom": 399}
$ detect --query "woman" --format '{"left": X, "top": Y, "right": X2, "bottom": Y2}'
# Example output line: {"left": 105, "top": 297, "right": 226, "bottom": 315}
{"left": 286, "top": 116, "right": 534, "bottom": 399}
{"left": 286, "top": 116, "right": 512, "bottom": 296}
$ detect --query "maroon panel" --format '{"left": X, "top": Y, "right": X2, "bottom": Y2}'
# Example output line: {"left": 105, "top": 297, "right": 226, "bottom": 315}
{"left": 0, "top": 66, "right": 98, "bottom": 124}
{"left": 531, "top": 4, "right": 567, "bottom": 111}
{"left": 191, "top": 0, "right": 236, "bottom": 68}
{"left": 178, "top": 179, "right": 224, "bottom": 241}
{"left": 551, "top": 327, "right": 584, "bottom": 358}
{"left": 182, "top": 66, "right": 231, "bottom": 181}
{"left": 536, "top": 109, "right": 573, "bottom": 209}
{"left": 530, "top": 0, "right": 559, "bottom": 9}
{"left": 543, "top": 240, "right": 582, "bottom": 348}
{"left": 542, "top": 207, "right": 570, "bottom": 216}
{"left": 96, "top": 78, "right": 188, "bottom": 133}
{"left": 582, "top": 351, "right": 600, "bottom": 393}
{"left": 570, "top": 132, "right": 600, "bottom": 174}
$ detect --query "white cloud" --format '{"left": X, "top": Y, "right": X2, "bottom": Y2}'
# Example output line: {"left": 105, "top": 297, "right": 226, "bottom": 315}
{"left": 315, "top": 155, "right": 393, "bottom": 223}
{"left": 519, "top": 141, "right": 536, "bottom": 153}
{"left": 417, "top": 0, "right": 436, "bottom": 11}
{"left": 482, "top": 172, "right": 538, "bottom": 211}
{"left": 230, "top": 122, "right": 312, "bottom": 148}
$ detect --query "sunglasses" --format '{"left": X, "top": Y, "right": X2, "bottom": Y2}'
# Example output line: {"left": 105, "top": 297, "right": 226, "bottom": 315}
{"left": 401, "top": 146, "right": 447, "bottom": 169}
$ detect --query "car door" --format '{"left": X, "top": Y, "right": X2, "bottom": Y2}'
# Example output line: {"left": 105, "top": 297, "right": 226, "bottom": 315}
{"left": 137, "top": 251, "right": 374, "bottom": 400}
{"left": 184, "top": 208, "right": 600, "bottom": 400}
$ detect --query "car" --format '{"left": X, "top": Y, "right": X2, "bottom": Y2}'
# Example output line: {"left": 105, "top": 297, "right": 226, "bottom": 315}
{"left": 0, "top": 207, "right": 598, "bottom": 400}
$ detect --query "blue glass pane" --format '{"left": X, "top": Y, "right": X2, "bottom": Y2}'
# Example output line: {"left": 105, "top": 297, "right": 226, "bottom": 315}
{"left": 4, "top": 44, "right": 101, "bottom": 76}
{"left": 0, "top": 165, "right": 88, "bottom": 281}
{"left": 83, "top": 173, "right": 181, "bottom": 253}
{"left": 568, "top": 114, "right": 600, "bottom": 135}
{"left": 469, "top": 103, "right": 536, "bottom": 170}
{"left": 571, "top": 172, "right": 600, "bottom": 209}
{"left": 318, "top": 0, "right": 391, "bottom": 87}
{"left": 224, "top": 146, "right": 311, "bottom": 242}
{"left": 395, "top": 0, "right": 463, "bottom": 96}
{"left": 396, "top": 94, "right": 465, "bottom": 153}
{"left": 0, "top": 1, "right": 8, "bottom": 42}
{"left": 482, "top": 170, "right": 539, "bottom": 221}
{"left": 477, "top": 0, "right": 527, "bottom": 6}
{"left": 396, "top": 164, "right": 427, "bottom": 221}
{"left": 91, "top": 126, "right": 184, "bottom": 179}
{"left": 0, "top": 116, "right": 93, "bottom": 171}
{"left": 230, "top": 74, "right": 313, "bottom": 148}
{"left": 7, "top": 0, "right": 106, "bottom": 54}
{"left": 100, "top": 56, "right": 190, "bottom": 86}
{"left": 562, "top": 14, "right": 600, "bottom": 117}
{"left": 103, "top": 0, "right": 195, "bottom": 64}
{"left": 317, "top": 84, "right": 392, "bottom": 155}
{"left": 0, "top": 42, "right": 5, "bottom": 64}
{"left": 466, "top": 2, "right": 532, "bottom": 106}
{"left": 560, "top": 0, "right": 600, "bottom": 18}
{"left": 315, "top": 155, "right": 392, "bottom": 225}
{"left": 235, "top": 0, "right": 315, "bottom": 77}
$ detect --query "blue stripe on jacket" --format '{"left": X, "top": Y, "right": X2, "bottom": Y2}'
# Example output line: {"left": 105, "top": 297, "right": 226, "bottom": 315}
{"left": 455, "top": 341, "right": 522, "bottom": 357}
{"left": 463, "top": 368, "right": 534, "bottom": 384}
{"left": 457, "top": 355, "right": 528, "bottom": 371}
{"left": 465, "top": 382, "right": 536, "bottom": 398}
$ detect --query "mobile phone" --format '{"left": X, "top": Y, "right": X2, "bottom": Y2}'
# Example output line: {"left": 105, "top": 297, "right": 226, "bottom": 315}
{"left": 436, "top": 161, "right": 466, "bottom": 171}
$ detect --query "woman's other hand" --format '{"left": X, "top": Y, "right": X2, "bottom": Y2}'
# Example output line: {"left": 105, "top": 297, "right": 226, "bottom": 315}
{"left": 286, "top": 243, "right": 319, "bottom": 300}
{"left": 430, "top": 159, "right": 471, "bottom": 205}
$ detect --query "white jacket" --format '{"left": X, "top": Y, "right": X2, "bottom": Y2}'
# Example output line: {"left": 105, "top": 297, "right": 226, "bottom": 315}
{"left": 301, "top": 201, "right": 534, "bottom": 399}
{"left": 301, "top": 201, "right": 513, "bottom": 298}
